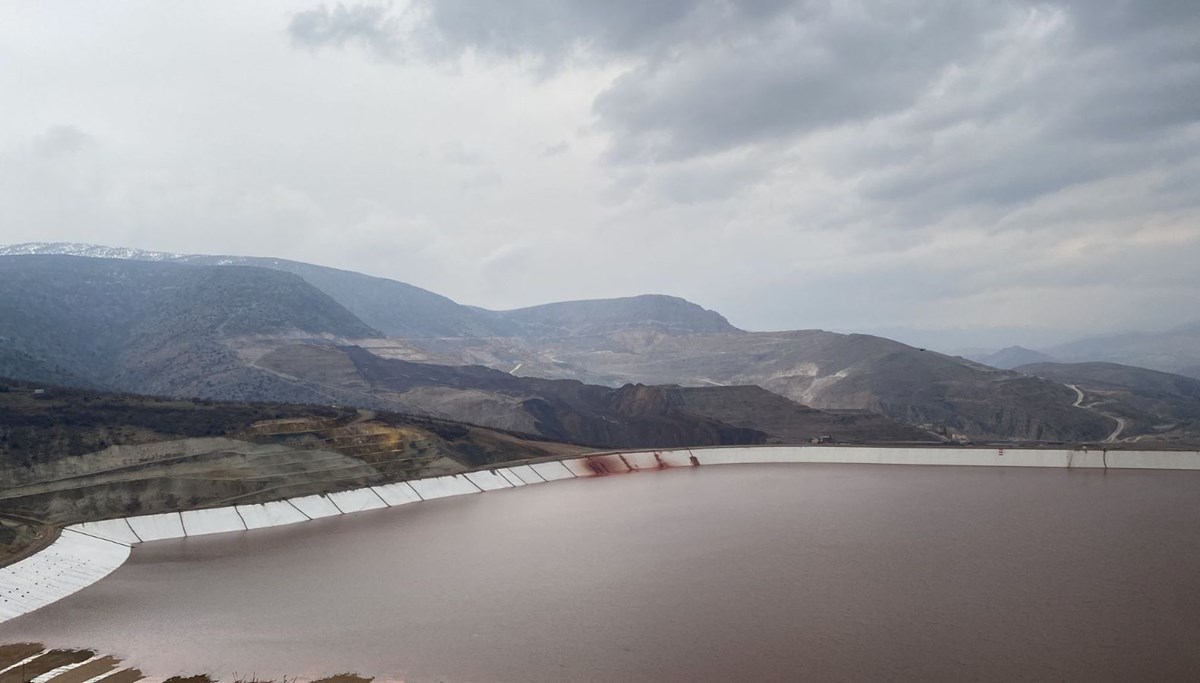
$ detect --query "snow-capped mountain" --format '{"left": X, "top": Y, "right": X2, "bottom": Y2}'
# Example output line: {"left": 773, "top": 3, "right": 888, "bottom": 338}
{"left": 0, "top": 242, "right": 186, "bottom": 261}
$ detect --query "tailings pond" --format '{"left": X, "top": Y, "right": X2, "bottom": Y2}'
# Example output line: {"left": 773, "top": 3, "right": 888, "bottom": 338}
{"left": 3, "top": 464, "right": 1200, "bottom": 681}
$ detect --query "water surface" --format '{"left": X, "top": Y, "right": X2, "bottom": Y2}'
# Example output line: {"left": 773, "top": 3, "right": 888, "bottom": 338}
{"left": 4, "top": 464, "right": 1200, "bottom": 682}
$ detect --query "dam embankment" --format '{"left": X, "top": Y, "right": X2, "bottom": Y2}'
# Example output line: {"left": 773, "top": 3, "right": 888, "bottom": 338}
{"left": 2, "top": 444, "right": 1198, "bottom": 624}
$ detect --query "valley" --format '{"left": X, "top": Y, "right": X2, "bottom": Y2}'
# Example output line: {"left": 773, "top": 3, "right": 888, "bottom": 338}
{"left": 2, "top": 246, "right": 1197, "bottom": 451}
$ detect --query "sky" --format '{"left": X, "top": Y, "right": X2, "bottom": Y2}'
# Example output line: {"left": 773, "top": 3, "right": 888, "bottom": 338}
{"left": 1, "top": 0, "right": 1197, "bottom": 351}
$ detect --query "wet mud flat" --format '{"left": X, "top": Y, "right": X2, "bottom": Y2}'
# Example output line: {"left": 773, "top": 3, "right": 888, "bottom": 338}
{"left": 3, "top": 464, "right": 1200, "bottom": 682}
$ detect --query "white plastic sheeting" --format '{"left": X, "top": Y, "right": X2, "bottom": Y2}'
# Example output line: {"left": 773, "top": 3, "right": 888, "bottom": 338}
{"left": 507, "top": 464, "right": 547, "bottom": 484}
{"left": 126, "top": 512, "right": 185, "bottom": 541}
{"left": 496, "top": 468, "right": 528, "bottom": 487}
{"left": 288, "top": 494, "right": 343, "bottom": 519}
{"left": 181, "top": 507, "right": 247, "bottom": 537}
{"left": 0, "top": 530, "right": 129, "bottom": 623}
{"left": 560, "top": 458, "right": 600, "bottom": 477}
{"left": 693, "top": 446, "right": 1085, "bottom": 469}
{"left": 236, "top": 501, "right": 309, "bottom": 530}
{"left": 408, "top": 475, "right": 482, "bottom": 500}
{"left": 71, "top": 519, "right": 140, "bottom": 545}
{"left": 371, "top": 482, "right": 423, "bottom": 506}
{"left": 327, "top": 489, "right": 389, "bottom": 514}
{"left": 530, "top": 460, "right": 576, "bottom": 481}
{"left": 1108, "top": 450, "right": 1200, "bottom": 470}
{"left": 464, "top": 470, "right": 515, "bottom": 491}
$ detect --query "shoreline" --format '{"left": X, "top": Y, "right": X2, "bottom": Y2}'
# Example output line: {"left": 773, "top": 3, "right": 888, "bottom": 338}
{"left": 3, "top": 444, "right": 1198, "bottom": 624}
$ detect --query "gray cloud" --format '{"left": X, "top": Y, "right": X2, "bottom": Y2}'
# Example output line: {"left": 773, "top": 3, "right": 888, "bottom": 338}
{"left": 326, "top": 0, "right": 1197, "bottom": 217}
{"left": 32, "top": 125, "right": 95, "bottom": 158}
{"left": 288, "top": 3, "right": 401, "bottom": 58}
{"left": 2, "top": 0, "right": 1196, "bottom": 351}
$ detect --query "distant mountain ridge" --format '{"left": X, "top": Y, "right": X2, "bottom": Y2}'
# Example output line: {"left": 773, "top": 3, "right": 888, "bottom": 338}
{"left": 0, "top": 254, "right": 377, "bottom": 401}
{"left": 0, "top": 243, "right": 731, "bottom": 339}
{"left": 973, "top": 346, "right": 1057, "bottom": 370}
{"left": 1, "top": 243, "right": 1190, "bottom": 444}
{"left": 1045, "top": 324, "right": 1200, "bottom": 379}
{"left": 0, "top": 253, "right": 921, "bottom": 448}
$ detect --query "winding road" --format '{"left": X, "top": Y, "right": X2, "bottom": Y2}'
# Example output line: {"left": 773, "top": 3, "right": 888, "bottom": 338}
{"left": 1067, "top": 384, "right": 1126, "bottom": 442}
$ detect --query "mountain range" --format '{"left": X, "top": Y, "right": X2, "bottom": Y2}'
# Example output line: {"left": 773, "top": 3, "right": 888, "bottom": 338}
{"left": 1, "top": 242, "right": 1196, "bottom": 447}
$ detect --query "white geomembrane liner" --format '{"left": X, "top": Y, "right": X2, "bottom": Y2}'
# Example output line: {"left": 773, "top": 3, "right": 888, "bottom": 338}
{"left": 1110, "top": 450, "right": 1200, "bottom": 470}
{"left": 126, "top": 512, "right": 185, "bottom": 541}
{"left": 327, "top": 489, "right": 389, "bottom": 514}
{"left": 464, "top": 470, "right": 515, "bottom": 491}
{"left": 5, "top": 446, "right": 1197, "bottom": 626}
{"left": 71, "top": 519, "right": 140, "bottom": 545}
{"left": 0, "top": 530, "right": 130, "bottom": 623}
{"left": 560, "top": 458, "right": 598, "bottom": 477}
{"left": 236, "top": 501, "right": 309, "bottom": 530}
{"left": 496, "top": 468, "right": 527, "bottom": 487}
{"left": 507, "top": 464, "right": 546, "bottom": 484}
{"left": 620, "top": 451, "right": 662, "bottom": 470}
{"left": 181, "top": 507, "right": 246, "bottom": 537}
{"left": 371, "top": 483, "right": 423, "bottom": 506}
{"left": 408, "top": 475, "right": 481, "bottom": 500}
{"left": 288, "top": 494, "right": 343, "bottom": 519}
{"left": 529, "top": 460, "right": 576, "bottom": 481}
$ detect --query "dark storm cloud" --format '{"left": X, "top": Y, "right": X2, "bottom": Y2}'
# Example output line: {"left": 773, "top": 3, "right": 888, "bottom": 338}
{"left": 293, "top": 1, "right": 1199, "bottom": 217}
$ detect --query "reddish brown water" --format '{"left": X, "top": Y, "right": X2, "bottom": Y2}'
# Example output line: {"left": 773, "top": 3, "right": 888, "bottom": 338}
{"left": 3, "top": 464, "right": 1200, "bottom": 682}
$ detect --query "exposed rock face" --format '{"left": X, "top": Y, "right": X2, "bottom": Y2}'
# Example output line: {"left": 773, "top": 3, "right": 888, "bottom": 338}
{"left": 411, "top": 330, "right": 1116, "bottom": 442}
{"left": 0, "top": 379, "right": 582, "bottom": 527}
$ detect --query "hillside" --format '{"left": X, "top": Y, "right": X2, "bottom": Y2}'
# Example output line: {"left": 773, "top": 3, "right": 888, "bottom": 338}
{"left": 0, "top": 255, "right": 377, "bottom": 401}
{"left": 496, "top": 294, "right": 738, "bottom": 338}
{"left": 0, "top": 243, "right": 517, "bottom": 338}
{"left": 0, "top": 245, "right": 1157, "bottom": 444}
{"left": 0, "top": 377, "right": 584, "bottom": 562}
{"left": 1015, "top": 362, "right": 1200, "bottom": 446}
{"left": 408, "top": 330, "right": 1117, "bottom": 442}
{"left": 251, "top": 344, "right": 932, "bottom": 447}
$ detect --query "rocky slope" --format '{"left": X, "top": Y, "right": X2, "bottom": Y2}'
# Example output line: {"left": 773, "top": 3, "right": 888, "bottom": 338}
{"left": 1015, "top": 362, "right": 1200, "bottom": 445}
{"left": 252, "top": 344, "right": 931, "bottom": 448}
{"left": 0, "top": 377, "right": 585, "bottom": 560}
{"left": 409, "top": 330, "right": 1116, "bottom": 442}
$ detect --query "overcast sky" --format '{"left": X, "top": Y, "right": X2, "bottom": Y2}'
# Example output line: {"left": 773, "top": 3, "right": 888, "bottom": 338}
{"left": 2, "top": 1, "right": 1197, "bottom": 349}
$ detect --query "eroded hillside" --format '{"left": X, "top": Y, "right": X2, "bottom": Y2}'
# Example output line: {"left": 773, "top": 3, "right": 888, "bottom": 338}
{"left": 0, "top": 379, "right": 584, "bottom": 562}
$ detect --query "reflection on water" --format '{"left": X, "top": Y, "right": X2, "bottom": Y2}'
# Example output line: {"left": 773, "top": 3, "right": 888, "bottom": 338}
{"left": 3, "top": 464, "right": 1200, "bottom": 682}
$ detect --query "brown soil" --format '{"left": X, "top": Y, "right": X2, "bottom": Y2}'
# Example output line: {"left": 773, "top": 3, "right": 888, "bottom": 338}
{"left": 0, "top": 524, "right": 60, "bottom": 570}
{"left": 0, "top": 649, "right": 93, "bottom": 683}
{"left": 93, "top": 669, "right": 144, "bottom": 683}
{"left": 42, "top": 656, "right": 121, "bottom": 683}
{"left": 0, "top": 644, "right": 43, "bottom": 670}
